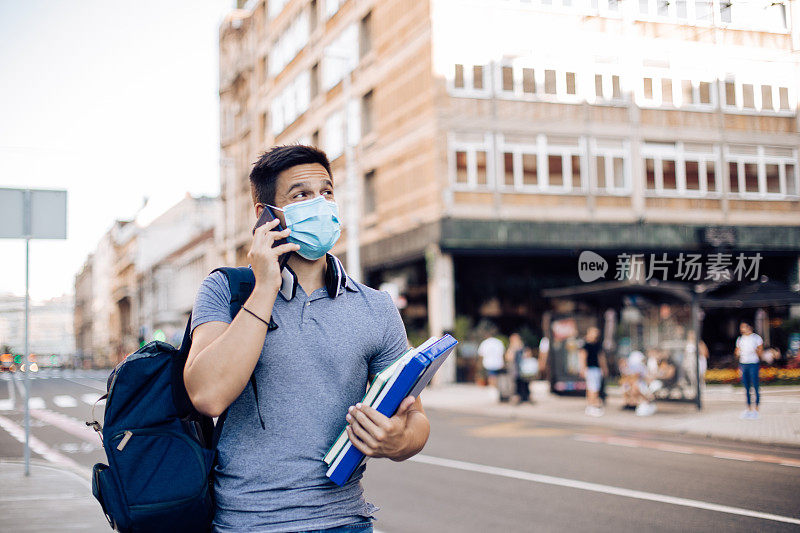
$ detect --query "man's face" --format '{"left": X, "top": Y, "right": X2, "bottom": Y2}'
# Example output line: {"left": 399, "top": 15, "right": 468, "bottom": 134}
{"left": 740, "top": 323, "right": 752, "bottom": 335}
{"left": 255, "top": 163, "right": 335, "bottom": 227}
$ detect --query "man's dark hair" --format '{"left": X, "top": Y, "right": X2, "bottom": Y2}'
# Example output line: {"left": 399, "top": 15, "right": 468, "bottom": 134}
{"left": 249, "top": 144, "right": 332, "bottom": 206}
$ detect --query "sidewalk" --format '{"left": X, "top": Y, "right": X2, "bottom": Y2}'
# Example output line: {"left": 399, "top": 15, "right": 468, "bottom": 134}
{"left": 0, "top": 459, "right": 109, "bottom": 532}
{"left": 420, "top": 382, "right": 800, "bottom": 447}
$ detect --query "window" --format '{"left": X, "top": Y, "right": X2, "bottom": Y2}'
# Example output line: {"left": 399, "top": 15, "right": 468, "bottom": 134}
{"left": 725, "top": 81, "right": 736, "bottom": 107}
{"left": 643, "top": 141, "right": 717, "bottom": 195}
{"left": 699, "top": 82, "right": 711, "bottom": 104}
{"left": 572, "top": 155, "right": 583, "bottom": 189}
{"left": 662, "top": 160, "right": 677, "bottom": 189}
{"left": 545, "top": 70, "right": 557, "bottom": 95}
{"left": 723, "top": 78, "right": 792, "bottom": 113}
{"left": 645, "top": 158, "right": 656, "bottom": 190}
{"left": 761, "top": 85, "right": 773, "bottom": 110}
{"left": 359, "top": 12, "right": 372, "bottom": 59}
{"left": 503, "top": 153, "right": 515, "bottom": 187}
{"left": 592, "top": 139, "right": 629, "bottom": 193}
{"left": 644, "top": 78, "right": 654, "bottom": 100}
{"left": 661, "top": 79, "right": 673, "bottom": 105}
{"left": 720, "top": 1, "right": 732, "bottom": 23}
{"left": 565, "top": 72, "right": 576, "bottom": 95}
{"left": 502, "top": 66, "right": 514, "bottom": 92}
{"left": 456, "top": 151, "right": 468, "bottom": 184}
{"left": 451, "top": 141, "right": 493, "bottom": 189}
{"left": 473, "top": 66, "right": 485, "bottom": 90}
{"left": 269, "top": 11, "right": 309, "bottom": 77}
{"left": 743, "top": 163, "right": 759, "bottom": 192}
{"left": 364, "top": 170, "right": 376, "bottom": 214}
{"left": 476, "top": 151, "right": 488, "bottom": 186}
{"left": 322, "top": 24, "right": 358, "bottom": 91}
{"left": 522, "top": 69, "right": 535, "bottom": 94}
{"left": 325, "top": 0, "right": 344, "bottom": 19}
{"left": 742, "top": 84, "right": 755, "bottom": 109}
{"left": 779, "top": 87, "right": 790, "bottom": 110}
{"left": 726, "top": 145, "right": 797, "bottom": 196}
{"left": 271, "top": 71, "right": 311, "bottom": 135}
{"left": 522, "top": 153, "right": 537, "bottom": 186}
{"left": 323, "top": 110, "right": 344, "bottom": 159}
{"left": 450, "top": 63, "right": 488, "bottom": 95}
{"left": 454, "top": 65, "right": 465, "bottom": 89}
{"left": 685, "top": 161, "right": 700, "bottom": 191}
{"left": 310, "top": 62, "right": 319, "bottom": 99}
{"left": 549, "top": 155, "right": 564, "bottom": 187}
{"left": 361, "top": 90, "right": 373, "bottom": 136}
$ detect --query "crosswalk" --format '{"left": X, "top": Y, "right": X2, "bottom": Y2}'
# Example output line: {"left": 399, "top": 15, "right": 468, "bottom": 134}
{"left": 0, "top": 393, "right": 104, "bottom": 412}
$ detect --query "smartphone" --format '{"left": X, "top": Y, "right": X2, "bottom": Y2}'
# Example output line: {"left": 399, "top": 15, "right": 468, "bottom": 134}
{"left": 253, "top": 205, "right": 292, "bottom": 268}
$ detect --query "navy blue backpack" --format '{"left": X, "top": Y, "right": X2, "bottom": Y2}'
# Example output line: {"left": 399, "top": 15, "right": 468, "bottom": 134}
{"left": 89, "top": 267, "right": 270, "bottom": 532}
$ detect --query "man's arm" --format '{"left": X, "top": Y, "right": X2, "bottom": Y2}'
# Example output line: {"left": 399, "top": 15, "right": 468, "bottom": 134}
{"left": 184, "top": 221, "right": 298, "bottom": 417}
{"left": 184, "top": 286, "right": 277, "bottom": 417}
{"left": 345, "top": 395, "right": 430, "bottom": 462}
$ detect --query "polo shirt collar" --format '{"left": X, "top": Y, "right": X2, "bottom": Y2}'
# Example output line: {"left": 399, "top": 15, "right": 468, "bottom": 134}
{"left": 278, "top": 253, "right": 358, "bottom": 301}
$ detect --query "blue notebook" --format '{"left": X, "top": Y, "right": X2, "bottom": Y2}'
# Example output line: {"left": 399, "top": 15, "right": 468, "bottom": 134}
{"left": 326, "top": 334, "right": 457, "bottom": 486}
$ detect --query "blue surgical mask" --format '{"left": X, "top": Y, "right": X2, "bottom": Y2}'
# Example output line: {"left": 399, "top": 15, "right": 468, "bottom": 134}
{"left": 269, "top": 196, "right": 341, "bottom": 260}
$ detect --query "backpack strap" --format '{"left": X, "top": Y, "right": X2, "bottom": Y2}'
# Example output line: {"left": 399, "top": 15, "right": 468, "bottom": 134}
{"left": 210, "top": 267, "right": 267, "bottom": 433}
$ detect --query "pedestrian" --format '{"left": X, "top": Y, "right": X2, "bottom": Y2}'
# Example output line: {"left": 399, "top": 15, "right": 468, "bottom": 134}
{"left": 538, "top": 335, "right": 550, "bottom": 381}
{"left": 505, "top": 333, "right": 531, "bottom": 404}
{"left": 683, "top": 330, "right": 708, "bottom": 393}
{"left": 580, "top": 327, "right": 608, "bottom": 417}
{"left": 478, "top": 327, "right": 506, "bottom": 392}
{"left": 735, "top": 320, "right": 763, "bottom": 420}
{"left": 184, "top": 145, "right": 430, "bottom": 533}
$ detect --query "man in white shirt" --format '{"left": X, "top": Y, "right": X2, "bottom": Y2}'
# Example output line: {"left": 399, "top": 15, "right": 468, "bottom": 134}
{"left": 478, "top": 334, "right": 506, "bottom": 389}
{"left": 735, "top": 321, "right": 763, "bottom": 420}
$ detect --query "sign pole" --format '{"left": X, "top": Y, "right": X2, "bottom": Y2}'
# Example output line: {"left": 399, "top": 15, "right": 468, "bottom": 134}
{"left": 23, "top": 188, "right": 32, "bottom": 476}
{"left": 24, "top": 235, "right": 31, "bottom": 476}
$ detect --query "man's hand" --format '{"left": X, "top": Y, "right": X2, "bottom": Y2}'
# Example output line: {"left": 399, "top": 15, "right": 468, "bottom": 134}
{"left": 345, "top": 395, "right": 429, "bottom": 462}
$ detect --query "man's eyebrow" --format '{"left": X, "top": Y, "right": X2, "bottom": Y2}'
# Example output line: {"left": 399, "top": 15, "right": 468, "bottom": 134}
{"left": 286, "top": 179, "right": 334, "bottom": 194}
{"left": 286, "top": 181, "right": 310, "bottom": 194}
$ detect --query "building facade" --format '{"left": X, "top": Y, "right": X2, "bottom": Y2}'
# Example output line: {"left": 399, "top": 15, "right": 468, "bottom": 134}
{"left": 73, "top": 194, "right": 221, "bottom": 367}
{"left": 220, "top": 0, "right": 800, "bottom": 380}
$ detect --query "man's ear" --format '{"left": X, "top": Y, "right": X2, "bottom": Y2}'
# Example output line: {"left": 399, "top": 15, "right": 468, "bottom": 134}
{"left": 255, "top": 203, "right": 264, "bottom": 219}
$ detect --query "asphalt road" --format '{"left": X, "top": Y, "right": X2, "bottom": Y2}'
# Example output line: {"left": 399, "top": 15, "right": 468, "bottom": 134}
{"left": 2, "top": 370, "right": 799, "bottom": 532}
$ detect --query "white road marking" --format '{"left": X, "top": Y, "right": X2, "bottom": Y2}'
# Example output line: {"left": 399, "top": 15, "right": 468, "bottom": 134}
{"left": 28, "top": 397, "right": 45, "bottom": 409}
{"left": 29, "top": 409, "right": 100, "bottom": 443}
{"left": 0, "top": 399, "right": 14, "bottom": 411}
{"left": 53, "top": 395, "right": 78, "bottom": 408}
{"left": 409, "top": 454, "right": 800, "bottom": 526}
{"left": 81, "top": 393, "right": 104, "bottom": 405}
{"left": 0, "top": 414, "right": 85, "bottom": 471}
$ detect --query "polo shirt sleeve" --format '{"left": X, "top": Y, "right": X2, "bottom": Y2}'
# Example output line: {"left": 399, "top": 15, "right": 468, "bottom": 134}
{"left": 190, "top": 271, "right": 233, "bottom": 338}
{"left": 369, "top": 291, "right": 409, "bottom": 376}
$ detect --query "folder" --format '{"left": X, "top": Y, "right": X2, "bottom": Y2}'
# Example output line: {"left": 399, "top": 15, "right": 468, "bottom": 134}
{"left": 326, "top": 334, "right": 457, "bottom": 486}
{"left": 324, "top": 337, "right": 439, "bottom": 465}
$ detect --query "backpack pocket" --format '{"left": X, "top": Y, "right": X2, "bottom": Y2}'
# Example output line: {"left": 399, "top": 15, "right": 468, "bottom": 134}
{"left": 92, "top": 462, "right": 131, "bottom": 532}
{"left": 108, "top": 428, "right": 215, "bottom": 532}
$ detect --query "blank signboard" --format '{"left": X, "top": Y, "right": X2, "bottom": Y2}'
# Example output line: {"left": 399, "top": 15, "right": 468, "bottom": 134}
{"left": 0, "top": 188, "right": 67, "bottom": 239}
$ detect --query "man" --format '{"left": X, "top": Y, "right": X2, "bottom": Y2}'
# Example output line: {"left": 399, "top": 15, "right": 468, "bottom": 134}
{"left": 579, "top": 327, "right": 608, "bottom": 417}
{"left": 735, "top": 320, "right": 763, "bottom": 420}
{"left": 184, "top": 145, "right": 430, "bottom": 532}
{"left": 478, "top": 329, "right": 505, "bottom": 391}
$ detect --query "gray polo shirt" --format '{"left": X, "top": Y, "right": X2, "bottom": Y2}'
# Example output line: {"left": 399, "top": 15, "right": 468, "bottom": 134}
{"left": 190, "top": 254, "right": 408, "bottom": 533}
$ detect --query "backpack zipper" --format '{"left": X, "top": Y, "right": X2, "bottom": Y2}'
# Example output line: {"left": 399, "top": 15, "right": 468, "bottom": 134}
{"left": 116, "top": 430, "right": 133, "bottom": 451}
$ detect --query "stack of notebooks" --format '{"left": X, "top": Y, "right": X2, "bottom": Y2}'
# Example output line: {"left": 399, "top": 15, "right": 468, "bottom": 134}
{"left": 325, "top": 334, "right": 458, "bottom": 486}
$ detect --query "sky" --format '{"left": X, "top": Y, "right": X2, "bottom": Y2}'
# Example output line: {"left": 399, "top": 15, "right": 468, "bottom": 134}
{"left": 0, "top": 0, "right": 233, "bottom": 302}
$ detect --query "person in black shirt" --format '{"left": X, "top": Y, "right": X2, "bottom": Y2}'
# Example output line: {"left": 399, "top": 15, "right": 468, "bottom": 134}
{"left": 580, "top": 327, "right": 608, "bottom": 417}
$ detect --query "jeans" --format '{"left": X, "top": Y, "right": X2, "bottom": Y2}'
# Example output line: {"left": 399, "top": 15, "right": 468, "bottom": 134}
{"left": 740, "top": 363, "right": 760, "bottom": 407}
{"left": 299, "top": 521, "right": 373, "bottom": 533}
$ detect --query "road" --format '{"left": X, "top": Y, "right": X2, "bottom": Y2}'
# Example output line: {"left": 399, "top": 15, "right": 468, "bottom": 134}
{"left": 2, "top": 370, "right": 799, "bottom": 532}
